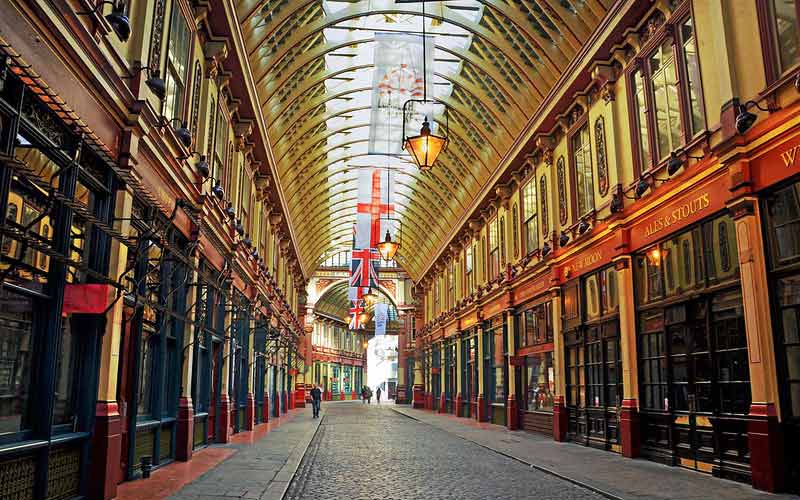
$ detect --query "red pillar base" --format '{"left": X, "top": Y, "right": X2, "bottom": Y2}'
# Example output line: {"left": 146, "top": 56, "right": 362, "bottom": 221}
{"left": 748, "top": 403, "right": 785, "bottom": 492}
{"left": 289, "top": 390, "right": 296, "bottom": 410}
{"left": 352, "top": 390, "right": 357, "bottom": 401}
{"left": 412, "top": 385, "right": 425, "bottom": 409}
{"left": 217, "top": 395, "right": 231, "bottom": 444}
{"left": 477, "top": 394, "right": 488, "bottom": 422}
{"left": 245, "top": 393, "right": 255, "bottom": 431}
{"left": 176, "top": 397, "right": 194, "bottom": 461}
{"left": 455, "top": 393, "right": 463, "bottom": 417}
{"left": 506, "top": 394, "right": 519, "bottom": 430}
{"left": 274, "top": 393, "right": 281, "bottom": 418}
{"left": 295, "top": 385, "right": 306, "bottom": 408}
{"left": 89, "top": 402, "right": 122, "bottom": 500}
{"left": 263, "top": 393, "right": 270, "bottom": 423}
{"left": 395, "top": 385, "right": 407, "bottom": 404}
{"left": 340, "top": 390, "right": 345, "bottom": 401}
{"left": 438, "top": 392, "right": 446, "bottom": 414}
{"left": 281, "top": 391, "right": 288, "bottom": 414}
{"left": 619, "top": 398, "right": 640, "bottom": 458}
{"left": 553, "top": 396, "right": 568, "bottom": 442}
{"left": 471, "top": 398, "right": 477, "bottom": 420}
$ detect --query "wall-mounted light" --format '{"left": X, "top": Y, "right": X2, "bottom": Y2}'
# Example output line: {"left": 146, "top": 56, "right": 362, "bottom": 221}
{"left": 211, "top": 180, "right": 224, "bottom": 200}
{"left": 610, "top": 192, "right": 624, "bottom": 213}
{"left": 159, "top": 118, "right": 192, "bottom": 148}
{"left": 541, "top": 242, "right": 551, "bottom": 256}
{"left": 645, "top": 246, "right": 668, "bottom": 266}
{"left": 225, "top": 202, "right": 236, "bottom": 219}
{"left": 577, "top": 219, "right": 590, "bottom": 234}
{"left": 235, "top": 219, "right": 245, "bottom": 236}
{"left": 735, "top": 99, "right": 779, "bottom": 135}
{"left": 559, "top": 231, "right": 570, "bottom": 247}
{"left": 635, "top": 177, "right": 650, "bottom": 198}
{"left": 666, "top": 149, "right": 703, "bottom": 176}
{"left": 123, "top": 65, "right": 165, "bottom": 100}
{"left": 77, "top": 1, "right": 130, "bottom": 42}
{"left": 179, "top": 151, "right": 208, "bottom": 177}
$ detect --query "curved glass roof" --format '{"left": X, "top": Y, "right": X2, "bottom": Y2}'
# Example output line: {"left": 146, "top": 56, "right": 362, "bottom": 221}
{"left": 235, "top": 0, "right": 611, "bottom": 279}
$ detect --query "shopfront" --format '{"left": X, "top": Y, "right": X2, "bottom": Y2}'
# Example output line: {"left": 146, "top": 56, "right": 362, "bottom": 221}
{"left": 0, "top": 62, "right": 120, "bottom": 497}
{"left": 516, "top": 298, "right": 556, "bottom": 435}
{"left": 190, "top": 261, "right": 227, "bottom": 448}
{"left": 461, "top": 331, "right": 478, "bottom": 418}
{"left": 482, "top": 317, "right": 507, "bottom": 426}
{"left": 253, "top": 312, "right": 268, "bottom": 424}
{"left": 230, "top": 292, "right": 250, "bottom": 434}
{"left": 431, "top": 343, "right": 441, "bottom": 411}
{"left": 444, "top": 340, "right": 457, "bottom": 413}
{"left": 635, "top": 212, "right": 750, "bottom": 481}
{"left": 762, "top": 178, "right": 800, "bottom": 492}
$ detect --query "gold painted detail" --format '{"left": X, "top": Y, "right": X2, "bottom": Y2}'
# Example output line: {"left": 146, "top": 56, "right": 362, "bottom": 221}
{"left": 644, "top": 193, "right": 711, "bottom": 238}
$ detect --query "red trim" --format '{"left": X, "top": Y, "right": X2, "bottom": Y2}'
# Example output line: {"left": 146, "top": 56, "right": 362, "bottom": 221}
{"left": 619, "top": 398, "right": 640, "bottom": 458}
{"left": 175, "top": 397, "right": 194, "bottom": 462}
{"left": 517, "top": 343, "right": 554, "bottom": 356}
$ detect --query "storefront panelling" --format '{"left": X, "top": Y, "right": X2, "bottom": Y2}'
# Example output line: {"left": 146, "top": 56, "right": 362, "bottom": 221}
{"left": 515, "top": 295, "right": 556, "bottom": 436}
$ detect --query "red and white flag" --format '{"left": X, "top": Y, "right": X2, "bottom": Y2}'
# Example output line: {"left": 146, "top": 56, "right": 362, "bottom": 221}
{"left": 355, "top": 168, "right": 393, "bottom": 249}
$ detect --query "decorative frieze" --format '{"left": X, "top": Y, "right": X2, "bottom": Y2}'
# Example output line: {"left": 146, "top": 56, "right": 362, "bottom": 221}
{"left": 595, "top": 116, "right": 609, "bottom": 196}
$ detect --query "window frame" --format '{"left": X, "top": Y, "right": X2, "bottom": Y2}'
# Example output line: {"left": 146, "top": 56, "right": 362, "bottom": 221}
{"left": 161, "top": 0, "right": 194, "bottom": 124}
{"left": 521, "top": 175, "right": 539, "bottom": 256}
{"left": 625, "top": 6, "right": 707, "bottom": 177}
{"left": 488, "top": 217, "right": 500, "bottom": 280}
{"left": 758, "top": 0, "right": 800, "bottom": 86}
{"left": 568, "top": 119, "right": 595, "bottom": 220}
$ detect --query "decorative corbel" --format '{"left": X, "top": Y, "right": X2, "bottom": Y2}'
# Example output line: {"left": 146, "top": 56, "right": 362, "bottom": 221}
{"left": 535, "top": 136, "right": 554, "bottom": 167}
{"left": 495, "top": 184, "right": 512, "bottom": 210}
{"left": 203, "top": 38, "right": 228, "bottom": 79}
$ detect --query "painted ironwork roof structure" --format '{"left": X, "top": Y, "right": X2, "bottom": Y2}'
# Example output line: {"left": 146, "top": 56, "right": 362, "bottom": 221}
{"left": 235, "top": 0, "right": 611, "bottom": 279}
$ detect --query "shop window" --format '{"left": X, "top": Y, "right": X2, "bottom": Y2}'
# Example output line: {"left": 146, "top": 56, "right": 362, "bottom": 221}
{"left": 52, "top": 320, "right": 80, "bottom": 427}
{"left": 571, "top": 123, "right": 594, "bottom": 218}
{"left": 767, "top": 181, "right": 800, "bottom": 267}
{"left": 629, "top": 15, "right": 706, "bottom": 172}
{"left": 522, "top": 177, "right": 538, "bottom": 254}
{"left": 520, "top": 301, "right": 553, "bottom": 347}
{"left": 639, "top": 309, "right": 667, "bottom": 410}
{"left": 0, "top": 290, "right": 34, "bottom": 436}
{"left": 523, "top": 352, "right": 554, "bottom": 412}
{"left": 777, "top": 275, "right": 800, "bottom": 417}
{"left": 562, "top": 282, "right": 579, "bottom": 323}
{"left": 583, "top": 267, "right": 618, "bottom": 321}
{"left": 163, "top": 3, "right": 191, "bottom": 122}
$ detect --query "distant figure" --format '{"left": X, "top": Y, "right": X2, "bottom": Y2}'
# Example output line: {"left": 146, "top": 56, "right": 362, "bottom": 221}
{"left": 367, "top": 387, "right": 372, "bottom": 404}
{"left": 376, "top": 387, "right": 382, "bottom": 404}
{"left": 310, "top": 384, "right": 322, "bottom": 418}
{"left": 361, "top": 385, "right": 368, "bottom": 404}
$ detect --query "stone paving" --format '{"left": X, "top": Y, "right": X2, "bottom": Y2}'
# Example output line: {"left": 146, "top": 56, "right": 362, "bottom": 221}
{"left": 167, "top": 412, "right": 320, "bottom": 500}
{"left": 285, "top": 402, "right": 605, "bottom": 500}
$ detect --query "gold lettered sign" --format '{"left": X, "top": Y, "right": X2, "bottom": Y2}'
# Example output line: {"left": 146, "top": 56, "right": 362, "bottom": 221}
{"left": 643, "top": 192, "right": 710, "bottom": 238}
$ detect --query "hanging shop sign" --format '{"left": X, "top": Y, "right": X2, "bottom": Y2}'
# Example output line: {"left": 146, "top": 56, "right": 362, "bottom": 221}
{"left": 509, "top": 355, "right": 526, "bottom": 367}
{"left": 62, "top": 284, "right": 114, "bottom": 315}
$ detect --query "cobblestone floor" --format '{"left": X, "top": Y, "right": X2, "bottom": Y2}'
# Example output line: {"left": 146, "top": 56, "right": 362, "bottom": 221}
{"left": 285, "top": 402, "right": 604, "bottom": 500}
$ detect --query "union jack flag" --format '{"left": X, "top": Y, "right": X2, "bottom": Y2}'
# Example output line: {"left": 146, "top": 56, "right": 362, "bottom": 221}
{"left": 349, "top": 299, "right": 365, "bottom": 330}
{"left": 349, "top": 247, "right": 379, "bottom": 291}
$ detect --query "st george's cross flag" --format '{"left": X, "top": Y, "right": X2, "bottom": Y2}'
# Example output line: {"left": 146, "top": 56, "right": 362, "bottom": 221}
{"left": 355, "top": 168, "right": 394, "bottom": 249}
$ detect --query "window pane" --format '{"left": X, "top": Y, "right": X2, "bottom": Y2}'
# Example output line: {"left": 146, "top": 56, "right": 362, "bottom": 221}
{"left": 164, "top": 5, "right": 191, "bottom": 120}
{"left": 573, "top": 124, "right": 594, "bottom": 216}
{"left": 0, "top": 290, "right": 33, "bottom": 435}
{"left": 634, "top": 70, "right": 650, "bottom": 168}
{"left": 773, "top": 0, "right": 800, "bottom": 72}
{"left": 681, "top": 18, "right": 705, "bottom": 135}
{"left": 52, "top": 319, "right": 80, "bottom": 426}
{"left": 651, "top": 42, "right": 681, "bottom": 159}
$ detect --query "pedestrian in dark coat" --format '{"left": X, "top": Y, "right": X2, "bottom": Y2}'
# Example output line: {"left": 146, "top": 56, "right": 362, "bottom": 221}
{"left": 310, "top": 385, "right": 322, "bottom": 418}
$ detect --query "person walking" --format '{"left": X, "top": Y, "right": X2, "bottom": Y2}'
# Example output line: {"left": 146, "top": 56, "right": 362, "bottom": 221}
{"left": 376, "top": 387, "right": 382, "bottom": 404}
{"left": 361, "top": 385, "right": 368, "bottom": 404}
{"left": 310, "top": 384, "right": 322, "bottom": 418}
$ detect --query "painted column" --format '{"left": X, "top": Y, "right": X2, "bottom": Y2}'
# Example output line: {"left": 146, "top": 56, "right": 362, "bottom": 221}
{"left": 455, "top": 335, "right": 463, "bottom": 416}
{"left": 506, "top": 310, "right": 519, "bottom": 430}
{"left": 477, "top": 322, "right": 487, "bottom": 422}
{"left": 176, "top": 256, "right": 199, "bottom": 459}
{"left": 396, "top": 312, "right": 408, "bottom": 404}
{"left": 615, "top": 256, "right": 639, "bottom": 457}
{"left": 90, "top": 190, "right": 131, "bottom": 500}
{"left": 729, "top": 197, "right": 784, "bottom": 492}
{"left": 551, "top": 288, "right": 568, "bottom": 441}
{"left": 439, "top": 342, "right": 446, "bottom": 413}
{"left": 245, "top": 312, "right": 256, "bottom": 431}
{"left": 218, "top": 286, "right": 233, "bottom": 443}
{"left": 413, "top": 344, "right": 425, "bottom": 408}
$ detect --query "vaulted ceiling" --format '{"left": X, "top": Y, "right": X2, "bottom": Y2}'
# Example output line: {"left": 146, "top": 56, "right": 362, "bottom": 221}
{"left": 235, "top": 0, "right": 611, "bottom": 280}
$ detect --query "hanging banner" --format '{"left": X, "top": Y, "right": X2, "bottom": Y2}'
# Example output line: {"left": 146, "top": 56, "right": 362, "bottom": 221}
{"left": 368, "top": 32, "right": 434, "bottom": 155}
{"left": 374, "top": 302, "right": 388, "bottom": 336}
{"left": 355, "top": 168, "right": 394, "bottom": 249}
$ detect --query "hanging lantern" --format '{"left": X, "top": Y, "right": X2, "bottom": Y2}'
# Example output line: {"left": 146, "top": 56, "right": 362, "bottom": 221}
{"left": 362, "top": 288, "right": 378, "bottom": 305}
{"left": 403, "top": 117, "right": 447, "bottom": 171}
{"left": 377, "top": 229, "right": 400, "bottom": 261}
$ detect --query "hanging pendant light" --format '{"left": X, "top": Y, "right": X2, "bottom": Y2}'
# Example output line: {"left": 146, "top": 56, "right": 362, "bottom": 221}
{"left": 377, "top": 229, "right": 400, "bottom": 261}
{"left": 401, "top": 1, "right": 448, "bottom": 172}
{"left": 404, "top": 117, "right": 447, "bottom": 172}
{"left": 363, "top": 288, "right": 379, "bottom": 305}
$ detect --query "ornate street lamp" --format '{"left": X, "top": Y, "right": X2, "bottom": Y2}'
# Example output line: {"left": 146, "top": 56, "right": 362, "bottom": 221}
{"left": 362, "top": 288, "right": 378, "bottom": 305}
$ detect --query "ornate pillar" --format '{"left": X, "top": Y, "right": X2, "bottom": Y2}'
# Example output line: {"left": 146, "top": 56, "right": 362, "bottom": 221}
{"left": 245, "top": 310, "right": 256, "bottom": 431}
{"left": 438, "top": 341, "right": 447, "bottom": 413}
{"left": 551, "top": 288, "right": 568, "bottom": 441}
{"left": 90, "top": 190, "right": 132, "bottom": 500}
{"left": 218, "top": 283, "right": 233, "bottom": 443}
{"left": 477, "top": 322, "right": 487, "bottom": 422}
{"left": 729, "top": 197, "right": 784, "bottom": 492}
{"left": 455, "top": 335, "right": 463, "bottom": 416}
{"left": 615, "top": 256, "right": 639, "bottom": 457}
{"left": 413, "top": 343, "right": 425, "bottom": 408}
{"left": 396, "top": 312, "right": 408, "bottom": 404}
{"left": 506, "top": 309, "right": 519, "bottom": 430}
{"left": 176, "top": 256, "right": 199, "bottom": 458}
